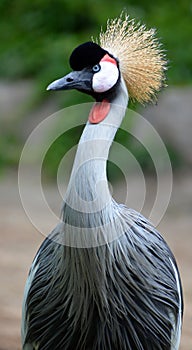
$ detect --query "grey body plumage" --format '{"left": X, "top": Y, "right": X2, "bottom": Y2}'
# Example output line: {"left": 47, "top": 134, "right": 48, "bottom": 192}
{"left": 21, "top": 14, "right": 183, "bottom": 350}
{"left": 22, "top": 209, "right": 182, "bottom": 350}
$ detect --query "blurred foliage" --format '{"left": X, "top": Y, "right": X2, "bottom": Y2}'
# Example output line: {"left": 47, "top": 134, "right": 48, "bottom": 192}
{"left": 0, "top": 0, "right": 192, "bottom": 84}
{"left": 0, "top": 131, "right": 21, "bottom": 172}
{"left": 0, "top": 1, "right": 191, "bottom": 176}
{"left": 42, "top": 125, "right": 84, "bottom": 179}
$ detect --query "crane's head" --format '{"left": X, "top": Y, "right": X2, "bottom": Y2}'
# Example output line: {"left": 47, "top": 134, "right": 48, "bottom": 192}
{"left": 47, "top": 12, "right": 167, "bottom": 106}
{"left": 47, "top": 41, "right": 120, "bottom": 102}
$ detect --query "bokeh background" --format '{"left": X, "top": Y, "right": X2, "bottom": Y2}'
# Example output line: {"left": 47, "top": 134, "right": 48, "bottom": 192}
{"left": 0, "top": 1, "right": 191, "bottom": 349}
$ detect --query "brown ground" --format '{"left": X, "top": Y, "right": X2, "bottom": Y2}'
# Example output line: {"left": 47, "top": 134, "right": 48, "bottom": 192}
{"left": 0, "top": 170, "right": 191, "bottom": 349}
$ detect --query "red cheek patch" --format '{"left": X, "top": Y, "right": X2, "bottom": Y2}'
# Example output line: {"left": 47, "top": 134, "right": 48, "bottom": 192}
{"left": 88, "top": 99, "right": 110, "bottom": 124}
{"left": 100, "top": 54, "right": 117, "bottom": 66}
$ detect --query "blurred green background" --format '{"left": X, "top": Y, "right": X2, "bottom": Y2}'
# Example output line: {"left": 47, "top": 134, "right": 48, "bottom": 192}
{"left": 0, "top": 0, "right": 192, "bottom": 177}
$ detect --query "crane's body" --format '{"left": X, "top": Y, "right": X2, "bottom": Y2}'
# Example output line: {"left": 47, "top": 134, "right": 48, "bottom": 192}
{"left": 21, "top": 14, "right": 183, "bottom": 350}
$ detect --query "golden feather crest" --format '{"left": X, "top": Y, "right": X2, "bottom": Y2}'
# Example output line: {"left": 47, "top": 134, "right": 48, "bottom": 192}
{"left": 97, "top": 13, "right": 167, "bottom": 104}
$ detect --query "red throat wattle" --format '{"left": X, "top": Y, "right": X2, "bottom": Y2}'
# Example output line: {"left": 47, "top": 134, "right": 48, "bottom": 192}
{"left": 88, "top": 99, "right": 110, "bottom": 124}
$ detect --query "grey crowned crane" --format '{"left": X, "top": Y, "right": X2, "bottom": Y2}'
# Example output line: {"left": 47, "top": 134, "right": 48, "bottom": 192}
{"left": 21, "top": 13, "right": 183, "bottom": 350}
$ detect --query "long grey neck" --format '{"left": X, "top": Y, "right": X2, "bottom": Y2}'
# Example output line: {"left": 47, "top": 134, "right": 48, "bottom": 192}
{"left": 62, "top": 79, "right": 128, "bottom": 246}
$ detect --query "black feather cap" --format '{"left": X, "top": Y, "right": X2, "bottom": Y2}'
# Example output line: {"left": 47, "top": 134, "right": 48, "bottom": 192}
{"left": 69, "top": 41, "right": 108, "bottom": 71}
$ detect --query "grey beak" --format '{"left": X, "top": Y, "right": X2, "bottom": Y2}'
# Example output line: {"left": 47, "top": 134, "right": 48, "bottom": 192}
{"left": 47, "top": 69, "right": 93, "bottom": 92}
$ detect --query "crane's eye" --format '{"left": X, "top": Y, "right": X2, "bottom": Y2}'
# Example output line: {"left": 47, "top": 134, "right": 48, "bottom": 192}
{"left": 92, "top": 64, "right": 101, "bottom": 73}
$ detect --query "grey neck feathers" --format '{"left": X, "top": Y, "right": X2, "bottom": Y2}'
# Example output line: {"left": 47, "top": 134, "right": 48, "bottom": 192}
{"left": 61, "top": 79, "right": 128, "bottom": 247}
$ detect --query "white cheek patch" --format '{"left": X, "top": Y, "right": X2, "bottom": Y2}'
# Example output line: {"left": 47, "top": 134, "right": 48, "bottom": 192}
{"left": 92, "top": 61, "right": 119, "bottom": 93}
